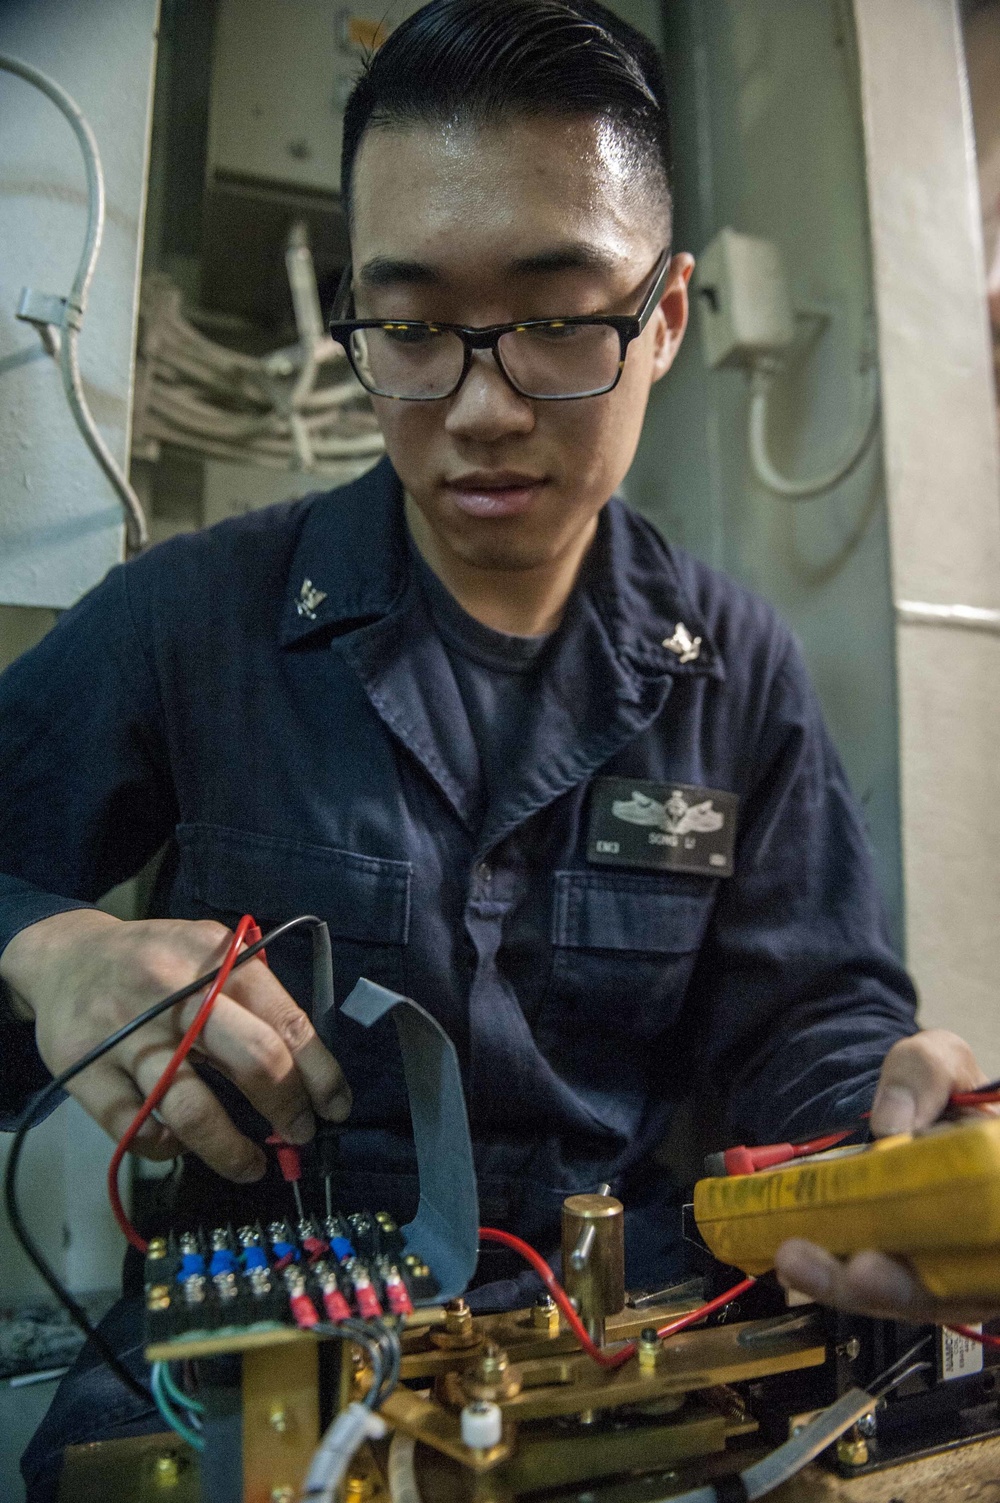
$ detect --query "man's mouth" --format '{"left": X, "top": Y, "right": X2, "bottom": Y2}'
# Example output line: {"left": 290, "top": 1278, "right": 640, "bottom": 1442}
{"left": 443, "top": 471, "right": 548, "bottom": 518}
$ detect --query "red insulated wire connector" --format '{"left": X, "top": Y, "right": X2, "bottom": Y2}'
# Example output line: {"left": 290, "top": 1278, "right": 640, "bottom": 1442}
{"left": 322, "top": 1287, "right": 353, "bottom": 1324}
{"left": 385, "top": 1275, "right": 414, "bottom": 1317}
{"left": 353, "top": 1280, "right": 383, "bottom": 1320}
{"left": 289, "top": 1292, "right": 320, "bottom": 1329}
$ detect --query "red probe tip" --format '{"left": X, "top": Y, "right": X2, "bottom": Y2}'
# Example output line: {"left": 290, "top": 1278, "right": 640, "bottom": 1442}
{"left": 266, "top": 1135, "right": 302, "bottom": 1183}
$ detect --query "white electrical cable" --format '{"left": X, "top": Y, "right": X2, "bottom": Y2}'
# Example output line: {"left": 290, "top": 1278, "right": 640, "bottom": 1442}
{"left": 748, "top": 364, "right": 880, "bottom": 500}
{"left": 387, "top": 1432, "right": 422, "bottom": 1503}
{"left": 0, "top": 52, "right": 150, "bottom": 552}
{"left": 896, "top": 600, "right": 1000, "bottom": 635}
{"left": 661, "top": 1387, "right": 877, "bottom": 1502}
{"left": 133, "top": 274, "right": 384, "bottom": 477}
{"left": 299, "top": 1401, "right": 387, "bottom": 1503}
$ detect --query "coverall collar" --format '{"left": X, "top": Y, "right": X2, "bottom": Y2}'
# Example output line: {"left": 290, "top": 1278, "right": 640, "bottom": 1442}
{"left": 280, "top": 457, "right": 722, "bottom": 676}
{"left": 279, "top": 457, "right": 723, "bottom": 843}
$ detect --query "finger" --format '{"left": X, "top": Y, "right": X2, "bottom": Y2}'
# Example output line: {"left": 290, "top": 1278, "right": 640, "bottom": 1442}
{"left": 130, "top": 1050, "right": 266, "bottom": 1182}
{"left": 774, "top": 1239, "right": 1000, "bottom": 1324}
{"left": 775, "top": 1239, "right": 924, "bottom": 1317}
{"left": 870, "top": 1030, "right": 987, "bottom": 1136}
{"left": 220, "top": 961, "right": 352, "bottom": 1123}
{"left": 69, "top": 1064, "right": 185, "bottom": 1161}
{"left": 182, "top": 991, "right": 321, "bottom": 1144}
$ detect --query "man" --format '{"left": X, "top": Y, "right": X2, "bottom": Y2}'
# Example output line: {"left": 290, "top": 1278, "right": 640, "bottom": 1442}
{"left": 0, "top": 0, "right": 994, "bottom": 1492}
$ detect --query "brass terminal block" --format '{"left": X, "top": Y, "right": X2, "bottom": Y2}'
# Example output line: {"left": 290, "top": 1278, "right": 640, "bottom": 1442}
{"left": 461, "top": 1342, "right": 524, "bottom": 1403}
{"left": 431, "top": 1297, "right": 481, "bottom": 1351}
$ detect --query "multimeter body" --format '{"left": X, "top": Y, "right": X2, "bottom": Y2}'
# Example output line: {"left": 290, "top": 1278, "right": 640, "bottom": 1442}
{"left": 693, "top": 1117, "right": 1000, "bottom": 1298}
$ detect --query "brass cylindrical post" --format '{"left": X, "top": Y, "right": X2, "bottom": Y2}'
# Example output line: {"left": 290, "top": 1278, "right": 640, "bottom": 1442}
{"left": 561, "top": 1192, "right": 625, "bottom": 1347}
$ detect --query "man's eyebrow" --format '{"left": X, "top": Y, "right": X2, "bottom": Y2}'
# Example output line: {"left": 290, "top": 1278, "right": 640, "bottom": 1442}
{"left": 358, "top": 258, "right": 442, "bottom": 288}
{"left": 507, "top": 244, "right": 622, "bottom": 276}
{"left": 357, "top": 244, "right": 621, "bottom": 287}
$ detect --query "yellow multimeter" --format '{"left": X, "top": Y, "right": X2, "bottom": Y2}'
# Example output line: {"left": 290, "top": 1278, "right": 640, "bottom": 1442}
{"left": 693, "top": 1117, "right": 1000, "bottom": 1299}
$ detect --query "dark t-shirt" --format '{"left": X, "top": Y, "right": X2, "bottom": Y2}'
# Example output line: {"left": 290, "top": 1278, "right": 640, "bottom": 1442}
{"left": 410, "top": 542, "right": 553, "bottom": 829}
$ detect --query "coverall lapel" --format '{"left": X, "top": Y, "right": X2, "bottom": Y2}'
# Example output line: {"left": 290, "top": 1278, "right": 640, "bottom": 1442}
{"left": 474, "top": 500, "right": 723, "bottom": 856}
{"left": 280, "top": 459, "right": 482, "bottom": 831}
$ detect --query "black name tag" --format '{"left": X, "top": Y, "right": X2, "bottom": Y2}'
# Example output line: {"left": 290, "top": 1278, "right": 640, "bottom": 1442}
{"left": 587, "top": 777, "right": 738, "bottom": 878}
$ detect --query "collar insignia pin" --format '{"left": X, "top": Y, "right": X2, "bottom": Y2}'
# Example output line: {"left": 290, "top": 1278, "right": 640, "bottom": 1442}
{"left": 296, "top": 578, "right": 327, "bottom": 621}
{"left": 662, "top": 622, "right": 701, "bottom": 664}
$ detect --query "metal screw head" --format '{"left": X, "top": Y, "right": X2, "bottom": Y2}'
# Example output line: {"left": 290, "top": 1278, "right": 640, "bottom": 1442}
{"left": 837, "top": 1337, "right": 861, "bottom": 1362}
{"left": 836, "top": 1434, "right": 869, "bottom": 1468}
{"left": 147, "top": 1238, "right": 167, "bottom": 1260}
{"left": 146, "top": 1284, "right": 171, "bottom": 1311}
{"left": 478, "top": 1343, "right": 508, "bottom": 1379}
{"left": 153, "top": 1453, "right": 180, "bottom": 1487}
{"left": 270, "top": 1489, "right": 295, "bottom": 1503}
{"left": 640, "top": 1327, "right": 659, "bottom": 1348}
{"left": 269, "top": 1407, "right": 288, "bottom": 1434}
{"left": 857, "top": 1411, "right": 877, "bottom": 1437}
{"left": 532, "top": 1294, "right": 559, "bottom": 1332}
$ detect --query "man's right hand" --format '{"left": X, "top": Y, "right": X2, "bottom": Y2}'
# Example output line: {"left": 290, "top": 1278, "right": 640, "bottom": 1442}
{"left": 0, "top": 910, "right": 352, "bottom": 1181}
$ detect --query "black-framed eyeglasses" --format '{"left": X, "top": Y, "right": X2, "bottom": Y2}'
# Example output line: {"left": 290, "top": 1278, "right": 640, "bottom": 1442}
{"left": 328, "top": 248, "right": 671, "bottom": 402}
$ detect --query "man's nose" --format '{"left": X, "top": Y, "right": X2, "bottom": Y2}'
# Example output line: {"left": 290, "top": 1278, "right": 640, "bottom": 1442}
{"left": 443, "top": 348, "right": 535, "bottom": 440}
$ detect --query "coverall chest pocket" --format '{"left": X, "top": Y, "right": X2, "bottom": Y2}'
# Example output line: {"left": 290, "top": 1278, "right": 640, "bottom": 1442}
{"left": 545, "top": 869, "right": 715, "bottom": 1040}
{"left": 174, "top": 823, "right": 412, "bottom": 1113}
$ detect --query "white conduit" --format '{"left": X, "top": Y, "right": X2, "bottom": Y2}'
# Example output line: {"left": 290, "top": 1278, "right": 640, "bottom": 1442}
{"left": 0, "top": 52, "right": 150, "bottom": 552}
{"left": 896, "top": 601, "right": 1000, "bottom": 635}
{"left": 748, "top": 365, "right": 880, "bottom": 500}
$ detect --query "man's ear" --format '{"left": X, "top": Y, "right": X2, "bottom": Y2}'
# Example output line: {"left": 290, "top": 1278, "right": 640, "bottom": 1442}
{"left": 650, "top": 252, "right": 695, "bottom": 383}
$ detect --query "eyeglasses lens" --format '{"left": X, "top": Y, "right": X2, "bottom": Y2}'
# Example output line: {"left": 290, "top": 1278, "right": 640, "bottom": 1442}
{"left": 349, "top": 323, "right": 622, "bottom": 399}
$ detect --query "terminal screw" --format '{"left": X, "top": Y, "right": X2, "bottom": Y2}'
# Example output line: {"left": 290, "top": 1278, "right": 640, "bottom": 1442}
{"left": 146, "top": 1284, "right": 171, "bottom": 1312}
{"left": 464, "top": 1342, "right": 523, "bottom": 1402}
{"left": 153, "top": 1452, "right": 180, "bottom": 1487}
{"left": 532, "top": 1293, "right": 560, "bottom": 1334}
{"left": 638, "top": 1326, "right": 660, "bottom": 1375}
{"left": 836, "top": 1427, "right": 869, "bottom": 1468}
{"left": 445, "top": 1298, "right": 475, "bottom": 1343}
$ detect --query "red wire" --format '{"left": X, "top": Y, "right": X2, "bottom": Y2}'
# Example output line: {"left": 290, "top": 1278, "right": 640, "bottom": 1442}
{"left": 948, "top": 1324, "right": 1000, "bottom": 1350}
{"left": 478, "top": 1226, "right": 755, "bottom": 1370}
{"left": 107, "top": 915, "right": 255, "bottom": 1254}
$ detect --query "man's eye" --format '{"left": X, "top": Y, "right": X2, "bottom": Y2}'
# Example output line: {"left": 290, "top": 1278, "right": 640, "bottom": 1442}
{"left": 380, "top": 323, "right": 437, "bottom": 345}
{"left": 527, "top": 322, "right": 587, "bottom": 341}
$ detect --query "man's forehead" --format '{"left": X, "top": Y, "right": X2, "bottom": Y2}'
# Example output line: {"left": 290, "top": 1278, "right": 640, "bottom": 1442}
{"left": 349, "top": 115, "right": 659, "bottom": 271}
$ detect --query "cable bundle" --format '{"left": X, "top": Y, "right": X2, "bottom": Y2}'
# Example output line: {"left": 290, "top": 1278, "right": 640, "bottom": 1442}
{"left": 132, "top": 252, "right": 385, "bottom": 478}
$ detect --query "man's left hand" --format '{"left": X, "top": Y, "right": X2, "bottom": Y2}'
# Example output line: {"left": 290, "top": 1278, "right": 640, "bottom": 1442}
{"left": 773, "top": 1029, "right": 1000, "bottom": 1323}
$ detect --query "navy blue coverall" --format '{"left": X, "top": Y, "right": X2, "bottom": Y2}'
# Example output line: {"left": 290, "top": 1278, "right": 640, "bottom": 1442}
{"left": 0, "top": 457, "right": 917, "bottom": 1493}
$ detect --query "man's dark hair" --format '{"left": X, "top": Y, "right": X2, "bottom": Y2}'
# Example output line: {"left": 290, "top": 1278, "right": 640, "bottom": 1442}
{"left": 341, "top": 0, "right": 672, "bottom": 235}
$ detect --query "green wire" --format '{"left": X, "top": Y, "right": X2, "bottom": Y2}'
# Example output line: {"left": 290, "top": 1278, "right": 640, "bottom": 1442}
{"left": 151, "top": 1363, "right": 205, "bottom": 1452}
{"left": 159, "top": 1361, "right": 205, "bottom": 1415}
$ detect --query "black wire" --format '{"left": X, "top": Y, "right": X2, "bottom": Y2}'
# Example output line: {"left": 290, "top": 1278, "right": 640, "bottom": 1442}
{"left": 4, "top": 915, "right": 326, "bottom": 1405}
{"left": 314, "top": 1318, "right": 401, "bottom": 1410}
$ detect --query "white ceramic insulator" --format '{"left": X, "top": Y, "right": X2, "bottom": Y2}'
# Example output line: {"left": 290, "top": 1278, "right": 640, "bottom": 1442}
{"left": 460, "top": 1401, "right": 502, "bottom": 1450}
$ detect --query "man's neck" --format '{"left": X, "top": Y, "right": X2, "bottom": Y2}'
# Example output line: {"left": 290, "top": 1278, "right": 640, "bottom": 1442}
{"left": 404, "top": 495, "right": 597, "bottom": 637}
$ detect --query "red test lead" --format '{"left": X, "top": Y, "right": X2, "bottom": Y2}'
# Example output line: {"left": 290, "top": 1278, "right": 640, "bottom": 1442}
{"left": 267, "top": 1135, "right": 305, "bottom": 1222}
